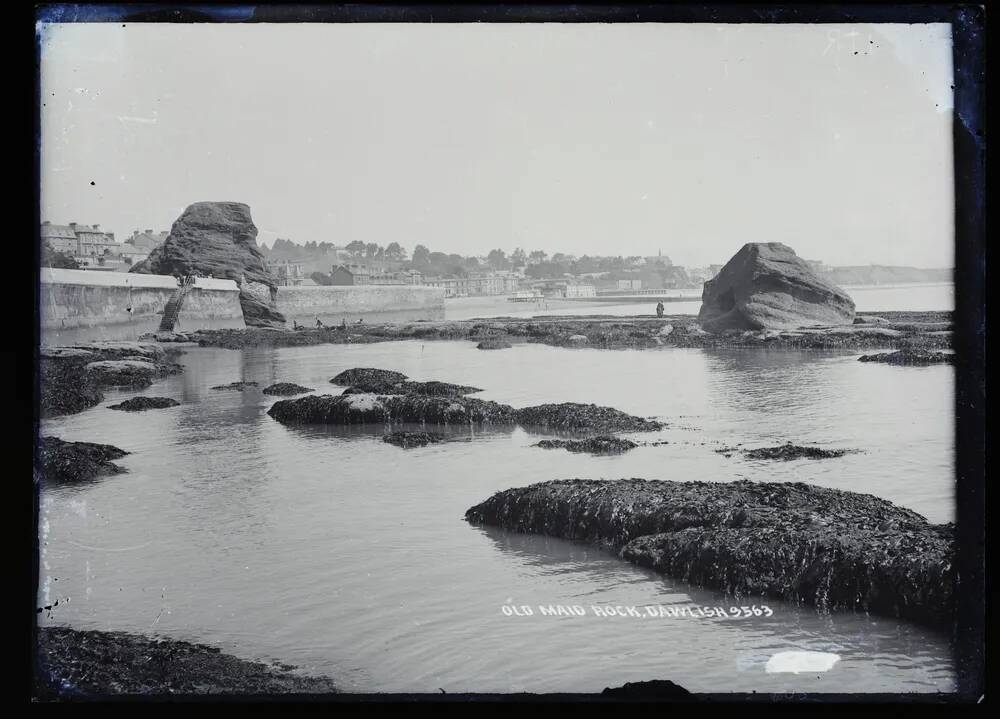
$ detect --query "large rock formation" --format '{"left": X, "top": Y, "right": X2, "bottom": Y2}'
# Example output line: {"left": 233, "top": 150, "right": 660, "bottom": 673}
{"left": 698, "top": 243, "right": 855, "bottom": 332}
{"left": 466, "top": 479, "right": 954, "bottom": 629}
{"left": 130, "top": 202, "right": 286, "bottom": 328}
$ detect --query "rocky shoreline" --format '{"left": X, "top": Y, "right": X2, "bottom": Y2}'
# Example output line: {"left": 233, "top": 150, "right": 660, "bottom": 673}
{"left": 268, "top": 369, "right": 664, "bottom": 435}
{"left": 34, "top": 627, "right": 337, "bottom": 698}
{"left": 185, "top": 310, "right": 952, "bottom": 352}
{"left": 37, "top": 437, "right": 130, "bottom": 484}
{"left": 39, "top": 341, "right": 186, "bottom": 418}
{"left": 465, "top": 479, "right": 954, "bottom": 630}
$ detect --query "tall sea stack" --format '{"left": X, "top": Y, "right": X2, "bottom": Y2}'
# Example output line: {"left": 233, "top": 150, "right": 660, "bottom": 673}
{"left": 130, "top": 202, "right": 286, "bottom": 328}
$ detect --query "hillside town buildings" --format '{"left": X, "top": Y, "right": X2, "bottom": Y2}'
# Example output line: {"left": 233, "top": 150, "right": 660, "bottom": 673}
{"left": 41, "top": 222, "right": 170, "bottom": 271}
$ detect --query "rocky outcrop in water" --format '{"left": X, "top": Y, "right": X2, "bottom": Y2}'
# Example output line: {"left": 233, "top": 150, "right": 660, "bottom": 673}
{"left": 190, "top": 311, "right": 952, "bottom": 353}
{"left": 515, "top": 403, "right": 663, "bottom": 433}
{"left": 273, "top": 372, "right": 663, "bottom": 435}
{"left": 698, "top": 243, "right": 856, "bottom": 332}
{"left": 36, "top": 437, "right": 129, "bottom": 483}
{"left": 477, "top": 337, "right": 512, "bottom": 350}
{"left": 39, "top": 343, "right": 184, "bottom": 418}
{"left": 397, "top": 380, "right": 483, "bottom": 397}
{"left": 330, "top": 368, "right": 482, "bottom": 397}
{"left": 108, "top": 397, "right": 180, "bottom": 411}
{"left": 382, "top": 431, "right": 446, "bottom": 448}
{"left": 34, "top": 627, "right": 337, "bottom": 698}
{"left": 268, "top": 393, "right": 518, "bottom": 426}
{"left": 130, "top": 201, "right": 286, "bottom": 328}
{"left": 330, "top": 368, "right": 408, "bottom": 390}
{"left": 533, "top": 436, "right": 639, "bottom": 455}
{"left": 465, "top": 479, "right": 954, "bottom": 629}
{"left": 858, "top": 349, "right": 955, "bottom": 366}
{"left": 85, "top": 360, "right": 158, "bottom": 388}
{"left": 730, "top": 443, "right": 855, "bottom": 460}
{"left": 39, "top": 357, "right": 105, "bottom": 417}
{"left": 262, "top": 383, "right": 314, "bottom": 396}
{"left": 210, "top": 381, "right": 259, "bottom": 391}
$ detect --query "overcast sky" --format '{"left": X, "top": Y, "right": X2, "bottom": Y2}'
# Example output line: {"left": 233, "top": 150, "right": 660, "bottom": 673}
{"left": 39, "top": 22, "right": 954, "bottom": 268}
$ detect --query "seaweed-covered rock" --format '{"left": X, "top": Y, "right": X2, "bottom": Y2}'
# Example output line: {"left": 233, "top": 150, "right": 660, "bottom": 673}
{"left": 329, "top": 368, "right": 408, "bottom": 390}
{"left": 34, "top": 627, "right": 337, "bottom": 697}
{"left": 75, "top": 341, "right": 167, "bottom": 361}
{"left": 398, "top": 380, "right": 483, "bottom": 397}
{"left": 698, "top": 243, "right": 856, "bottom": 332}
{"left": 382, "top": 431, "right": 446, "bottom": 448}
{"left": 742, "top": 443, "right": 854, "bottom": 461}
{"left": 85, "top": 360, "right": 157, "bottom": 388}
{"left": 622, "top": 524, "right": 953, "bottom": 629}
{"left": 38, "top": 342, "right": 182, "bottom": 417}
{"left": 858, "top": 349, "right": 955, "bottom": 366}
{"left": 210, "top": 381, "right": 259, "bottom": 391}
{"left": 39, "top": 347, "right": 97, "bottom": 360}
{"left": 108, "top": 397, "right": 180, "bottom": 411}
{"left": 36, "top": 436, "right": 129, "bottom": 483}
{"left": 477, "top": 337, "right": 512, "bottom": 350}
{"left": 533, "top": 436, "right": 638, "bottom": 455}
{"left": 515, "top": 403, "right": 663, "bottom": 433}
{"left": 465, "top": 479, "right": 953, "bottom": 629}
{"left": 262, "top": 382, "right": 314, "bottom": 396}
{"left": 268, "top": 393, "right": 517, "bottom": 426}
{"left": 39, "top": 358, "right": 105, "bottom": 417}
{"left": 190, "top": 311, "right": 951, "bottom": 352}
{"left": 340, "top": 379, "right": 482, "bottom": 397}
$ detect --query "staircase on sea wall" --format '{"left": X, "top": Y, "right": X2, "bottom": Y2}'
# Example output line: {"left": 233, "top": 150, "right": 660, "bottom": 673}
{"left": 157, "top": 277, "right": 197, "bottom": 332}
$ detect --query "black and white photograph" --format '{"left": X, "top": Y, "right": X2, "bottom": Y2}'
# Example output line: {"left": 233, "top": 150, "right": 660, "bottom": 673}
{"left": 31, "top": 4, "right": 985, "bottom": 702}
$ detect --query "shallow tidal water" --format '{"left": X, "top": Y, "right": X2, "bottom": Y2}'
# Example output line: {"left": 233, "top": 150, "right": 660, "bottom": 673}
{"left": 38, "top": 335, "right": 956, "bottom": 694}
{"left": 444, "top": 282, "right": 955, "bottom": 320}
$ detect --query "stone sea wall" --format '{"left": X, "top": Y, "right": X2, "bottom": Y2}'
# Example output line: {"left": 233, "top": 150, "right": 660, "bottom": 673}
{"left": 40, "top": 268, "right": 245, "bottom": 343}
{"left": 274, "top": 285, "right": 446, "bottom": 322}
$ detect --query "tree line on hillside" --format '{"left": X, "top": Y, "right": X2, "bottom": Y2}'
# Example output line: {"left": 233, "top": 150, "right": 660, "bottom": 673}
{"left": 263, "top": 238, "right": 659, "bottom": 281}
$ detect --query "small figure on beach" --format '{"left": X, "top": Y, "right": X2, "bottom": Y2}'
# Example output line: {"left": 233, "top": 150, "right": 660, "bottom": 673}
{"left": 292, "top": 320, "right": 303, "bottom": 331}
{"left": 315, "top": 318, "right": 326, "bottom": 329}
{"left": 656, "top": 302, "right": 665, "bottom": 318}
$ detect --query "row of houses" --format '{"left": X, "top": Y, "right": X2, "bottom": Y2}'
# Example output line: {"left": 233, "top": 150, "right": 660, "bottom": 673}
{"left": 41, "top": 222, "right": 169, "bottom": 270}
{"left": 41, "top": 221, "right": 121, "bottom": 258}
{"left": 421, "top": 272, "right": 520, "bottom": 298}
{"left": 275, "top": 262, "right": 526, "bottom": 297}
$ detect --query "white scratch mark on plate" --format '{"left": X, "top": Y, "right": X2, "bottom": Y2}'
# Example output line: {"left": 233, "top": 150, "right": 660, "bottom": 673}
{"left": 765, "top": 651, "right": 841, "bottom": 674}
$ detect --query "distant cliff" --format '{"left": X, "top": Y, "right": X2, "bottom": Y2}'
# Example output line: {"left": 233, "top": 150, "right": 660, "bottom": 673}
{"left": 818, "top": 266, "right": 952, "bottom": 286}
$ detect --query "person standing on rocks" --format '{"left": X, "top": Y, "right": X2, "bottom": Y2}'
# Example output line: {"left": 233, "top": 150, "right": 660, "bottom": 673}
{"left": 656, "top": 302, "right": 665, "bottom": 318}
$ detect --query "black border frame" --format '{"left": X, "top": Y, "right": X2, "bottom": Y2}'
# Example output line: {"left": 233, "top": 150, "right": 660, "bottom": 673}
{"left": 28, "top": 2, "right": 986, "bottom": 705}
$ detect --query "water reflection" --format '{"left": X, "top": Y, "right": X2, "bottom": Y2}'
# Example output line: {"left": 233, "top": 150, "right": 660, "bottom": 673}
{"left": 472, "top": 523, "right": 954, "bottom": 682}
{"left": 38, "top": 339, "right": 955, "bottom": 693}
